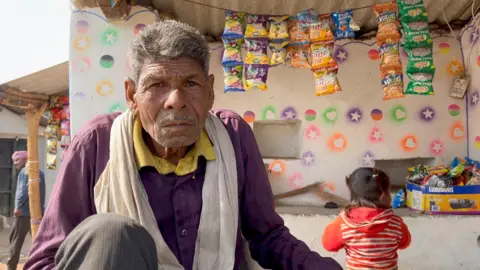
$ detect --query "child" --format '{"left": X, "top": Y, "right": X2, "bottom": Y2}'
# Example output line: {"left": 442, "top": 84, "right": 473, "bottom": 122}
{"left": 322, "top": 167, "right": 411, "bottom": 270}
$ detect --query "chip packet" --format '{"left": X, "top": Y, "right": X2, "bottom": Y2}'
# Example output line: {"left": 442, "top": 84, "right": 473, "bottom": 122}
{"left": 405, "top": 80, "right": 434, "bottom": 95}
{"left": 45, "top": 124, "right": 59, "bottom": 139}
{"left": 222, "top": 11, "right": 245, "bottom": 39}
{"left": 311, "top": 42, "right": 338, "bottom": 71}
{"left": 222, "top": 38, "right": 243, "bottom": 66}
{"left": 245, "top": 15, "right": 268, "bottom": 39}
{"left": 286, "top": 44, "right": 310, "bottom": 68}
{"left": 405, "top": 47, "right": 432, "bottom": 57}
{"left": 223, "top": 65, "right": 244, "bottom": 92}
{"left": 407, "top": 56, "right": 435, "bottom": 74}
{"left": 403, "top": 21, "right": 429, "bottom": 32}
{"left": 374, "top": 3, "right": 400, "bottom": 45}
{"left": 269, "top": 16, "right": 290, "bottom": 41}
{"left": 47, "top": 153, "right": 57, "bottom": 170}
{"left": 269, "top": 41, "right": 289, "bottom": 66}
{"left": 288, "top": 17, "right": 310, "bottom": 44}
{"left": 404, "top": 29, "right": 433, "bottom": 49}
{"left": 380, "top": 43, "right": 402, "bottom": 72}
{"left": 382, "top": 71, "right": 405, "bottom": 100}
{"left": 244, "top": 39, "right": 269, "bottom": 65}
{"left": 243, "top": 64, "right": 269, "bottom": 91}
{"left": 313, "top": 70, "right": 341, "bottom": 96}
{"left": 60, "top": 120, "right": 70, "bottom": 136}
{"left": 399, "top": 3, "right": 428, "bottom": 23}
{"left": 297, "top": 8, "right": 319, "bottom": 28}
{"left": 310, "top": 14, "right": 335, "bottom": 43}
{"left": 331, "top": 9, "right": 356, "bottom": 39}
{"left": 47, "top": 138, "right": 58, "bottom": 154}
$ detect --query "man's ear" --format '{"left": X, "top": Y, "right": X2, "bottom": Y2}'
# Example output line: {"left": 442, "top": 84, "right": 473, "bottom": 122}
{"left": 206, "top": 74, "right": 215, "bottom": 108}
{"left": 125, "top": 78, "right": 137, "bottom": 111}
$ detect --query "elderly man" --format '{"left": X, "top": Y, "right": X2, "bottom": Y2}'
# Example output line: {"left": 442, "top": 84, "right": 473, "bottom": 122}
{"left": 8, "top": 151, "right": 45, "bottom": 270}
{"left": 25, "top": 21, "right": 342, "bottom": 270}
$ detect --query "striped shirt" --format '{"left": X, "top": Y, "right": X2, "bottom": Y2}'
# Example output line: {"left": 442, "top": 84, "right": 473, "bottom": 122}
{"left": 322, "top": 208, "right": 411, "bottom": 270}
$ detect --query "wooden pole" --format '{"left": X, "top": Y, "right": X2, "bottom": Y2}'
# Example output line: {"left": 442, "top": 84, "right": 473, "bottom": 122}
{"left": 25, "top": 103, "right": 47, "bottom": 240}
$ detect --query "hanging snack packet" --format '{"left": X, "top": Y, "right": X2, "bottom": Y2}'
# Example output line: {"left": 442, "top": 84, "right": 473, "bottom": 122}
{"left": 60, "top": 120, "right": 71, "bottom": 136}
{"left": 311, "top": 42, "right": 338, "bottom": 71}
{"left": 297, "top": 9, "right": 319, "bottom": 28}
{"left": 269, "top": 41, "right": 289, "bottom": 66}
{"left": 405, "top": 72, "right": 434, "bottom": 95}
{"left": 382, "top": 72, "right": 405, "bottom": 100}
{"left": 403, "top": 21, "right": 428, "bottom": 32}
{"left": 47, "top": 138, "right": 58, "bottom": 154}
{"left": 374, "top": 3, "right": 400, "bottom": 45}
{"left": 243, "top": 64, "right": 269, "bottom": 91}
{"left": 380, "top": 43, "right": 402, "bottom": 72}
{"left": 331, "top": 10, "right": 356, "bottom": 39}
{"left": 288, "top": 17, "right": 310, "bottom": 44}
{"left": 310, "top": 14, "right": 335, "bottom": 43}
{"left": 405, "top": 47, "right": 432, "bottom": 58}
{"left": 399, "top": 3, "right": 428, "bottom": 23}
{"left": 223, "top": 65, "right": 244, "bottom": 92}
{"left": 313, "top": 70, "right": 341, "bottom": 96}
{"left": 222, "top": 38, "right": 243, "bottom": 66}
{"left": 397, "top": 0, "right": 424, "bottom": 8}
{"left": 244, "top": 39, "right": 269, "bottom": 65}
{"left": 286, "top": 44, "right": 310, "bottom": 68}
{"left": 45, "top": 124, "right": 59, "bottom": 139}
{"left": 222, "top": 11, "right": 245, "bottom": 39}
{"left": 50, "top": 108, "right": 62, "bottom": 124}
{"left": 407, "top": 56, "right": 435, "bottom": 74}
{"left": 245, "top": 14, "right": 268, "bottom": 39}
{"left": 269, "top": 16, "right": 289, "bottom": 41}
{"left": 404, "top": 29, "right": 432, "bottom": 49}
{"left": 47, "top": 153, "right": 57, "bottom": 170}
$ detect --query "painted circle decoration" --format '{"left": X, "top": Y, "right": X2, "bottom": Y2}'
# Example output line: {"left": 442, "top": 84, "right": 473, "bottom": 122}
{"left": 369, "top": 127, "right": 384, "bottom": 143}
{"left": 448, "top": 104, "right": 461, "bottom": 117}
{"left": 400, "top": 134, "right": 418, "bottom": 152}
{"left": 368, "top": 49, "right": 379, "bottom": 60}
{"left": 328, "top": 133, "right": 348, "bottom": 152}
{"left": 75, "top": 20, "right": 89, "bottom": 34}
{"left": 96, "top": 80, "right": 114, "bottom": 96}
{"left": 281, "top": 106, "right": 297, "bottom": 119}
{"left": 370, "top": 109, "right": 383, "bottom": 121}
{"left": 102, "top": 26, "right": 119, "bottom": 46}
{"left": 346, "top": 108, "right": 363, "bottom": 123}
{"left": 438, "top": 43, "right": 450, "bottom": 54}
{"left": 269, "top": 160, "right": 287, "bottom": 176}
{"left": 134, "top": 23, "right": 146, "bottom": 35}
{"left": 72, "top": 56, "right": 91, "bottom": 72}
{"left": 261, "top": 105, "right": 276, "bottom": 120}
{"left": 471, "top": 91, "right": 479, "bottom": 106}
{"left": 289, "top": 172, "right": 304, "bottom": 189}
{"left": 304, "top": 109, "right": 317, "bottom": 121}
{"left": 389, "top": 104, "right": 407, "bottom": 123}
{"left": 304, "top": 124, "right": 320, "bottom": 140}
{"left": 72, "top": 36, "right": 90, "bottom": 52}
{"left": 419, "top": 106, "right": 435, "bottom": 122}
{"left": 430, "top": 139, "right": 444, "bottom": 156}
{"left": 477, "top": 55, "right": 480, "bottom": 67}
{"left": 447, "top": 60, "right": 464, "bottom": 76}
{"left": 449, "top": 121, "right": 466, "bottom": 140}
{"left": 301, "top": 151, "right": 316, "bottom": 167}
{"left": 362, "top": 151, "right": 375, "bottom": 166}
{"left": 322, "top": 106, "right": 338, "bottom": 124}
{"left": 243, "top": 111, "right": 255, "bottom": 123}
{"left": 475, "top": 136, "right": 480, "bottom": 149}
{"left": 100, "top": 55, "right": 115, "bottom": 68}
{"left": 108, "top": 102, "right": 127, "bottom": 113}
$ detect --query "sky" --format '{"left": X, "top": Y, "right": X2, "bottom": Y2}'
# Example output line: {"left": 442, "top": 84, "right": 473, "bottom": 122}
{"left": 0, "top": 0, "right": 71, "bottom": 83}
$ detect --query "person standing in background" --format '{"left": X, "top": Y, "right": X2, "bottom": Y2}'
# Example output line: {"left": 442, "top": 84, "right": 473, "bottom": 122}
{"left": 7, "top": 151, "right": 46, "bottom": 270}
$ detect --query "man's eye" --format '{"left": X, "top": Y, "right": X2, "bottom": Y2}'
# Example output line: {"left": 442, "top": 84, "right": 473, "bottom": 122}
{"left": 149, "top": 83, "right": 165, "bottom": 88}
{"left": 186, "top": 81, "right": 198, "bottom": 87}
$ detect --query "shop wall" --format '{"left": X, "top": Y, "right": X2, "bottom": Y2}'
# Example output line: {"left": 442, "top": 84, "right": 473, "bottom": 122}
{"left": 461, "top": 13, "right": 480, "bottom": 161}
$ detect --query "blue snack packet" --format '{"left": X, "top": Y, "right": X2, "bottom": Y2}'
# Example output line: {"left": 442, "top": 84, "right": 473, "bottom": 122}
{"left": 331, "top": 10, "right": 355, "bottom": 39}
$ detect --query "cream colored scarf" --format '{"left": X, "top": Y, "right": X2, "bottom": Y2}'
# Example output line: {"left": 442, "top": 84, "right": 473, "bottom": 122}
{"left": 94, "top": 110, "right": 238, "bottom": 270}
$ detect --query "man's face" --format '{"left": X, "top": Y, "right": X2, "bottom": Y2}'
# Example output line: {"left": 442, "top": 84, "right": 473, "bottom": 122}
{"left": 126, "top": 56, "right": 214, "bottom": 148}
{"left": 14, "top": 159, "right": 26, "bottom": 170}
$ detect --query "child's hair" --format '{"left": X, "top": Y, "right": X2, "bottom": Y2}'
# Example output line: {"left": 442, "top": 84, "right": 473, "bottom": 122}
{"left": 345, "top": 167, "right": 391, "bottom": 211}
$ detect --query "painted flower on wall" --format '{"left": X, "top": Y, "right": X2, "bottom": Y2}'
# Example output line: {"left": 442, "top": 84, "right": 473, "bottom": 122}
{"left": 447, "top": 60, "right": 464, "bottom": 76}
{"left": 334, "top": 47, "right": 348, "bottom": 64}
{"left": 471, "top": 91, "right": 479, "bottom": 107}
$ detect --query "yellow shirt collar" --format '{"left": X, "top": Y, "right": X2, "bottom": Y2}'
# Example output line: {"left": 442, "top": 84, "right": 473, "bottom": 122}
{"left": 133, "top": 116, "right": 216, "bottom": 176}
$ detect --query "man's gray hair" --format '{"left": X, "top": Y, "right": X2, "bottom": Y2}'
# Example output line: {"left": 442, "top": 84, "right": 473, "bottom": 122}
{"left": 128, "top": 20, "right": 210, "bottom": 82}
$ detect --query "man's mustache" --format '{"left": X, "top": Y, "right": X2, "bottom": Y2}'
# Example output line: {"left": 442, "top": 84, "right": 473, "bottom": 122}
{"left": 157, "top": 114, "right": 197, "bottom": 124}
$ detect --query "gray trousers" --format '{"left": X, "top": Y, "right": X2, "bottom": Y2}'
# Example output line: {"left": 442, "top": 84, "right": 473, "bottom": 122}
{"left": 7, "top": 216, "right": 31, "bottom": 270}
{"left": 55, "top": 213, "right": 158, "bottom": 270}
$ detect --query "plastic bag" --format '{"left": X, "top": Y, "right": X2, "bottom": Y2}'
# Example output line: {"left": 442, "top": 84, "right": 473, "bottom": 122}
{"left": 222, "top": 11, "right": 245, "bottom": 39}
{"left": 286, "top": 44, "right": 310, "bottom": 68}
{"left": 60, "top": 120, "right": 70, "bottom": 136}
{"left": 405, "top": 47, "right": 432, "bottom": 57}
{"left": 407, "top": 56, "right": 435, "bottom": 74}
{"left": 382, "top": 72, "right": 405, "bottom": 100}
{"left": 313, "top": 70, "right": 341, "bottom": 96}
{"left": 47, "top": 138, "right": 57, "bottom": 154}
{"left": 245, "top": 15, "right": 268, "bottom": 39}
{"left": 47, "top": 153, "right": 57, "bottom": 170}
{"left": 269, "top": 41, "right": 289, "bottom": 66}
{"left": 374, "top": 3, "right": 400, "bottom": 45}
{"left": 288, "top": 17, "right": 310, "bottom": 44}
{"left": 269, "top": 16, "right": 289, "bottom": 41}
{"left": 399, "top": 3, "right": 428, "bottom": 23}
{"left": 222, "top": 38, "right": 243, "bottom": 66}
{"left": 404, "top": 29, "right": 432, "bottom": 49}
{"left": 45, "top": 124, "right": 59, "bottom": 139}
{"left": 223, "top": 65, "right": 244, "bottom": 92}
{"left": 310, "top": 14, "right": 335, "bottom": 43}
{"left": 405, "top": 80, "right": 434, "bottom": 95}
{"left": 244, "top": 39, "right": 269, "bottom": 65}
{"left": 243, "top": 64, "right": 269, "bottom": 91}
{"left": 331, "top": 10, "right": 356, "bottom": 39}
{"left": 311, "top": 42, "right": 338, "bottom": 71}
{"left": 380, "top": 43, "right": 401, "bottom": 72}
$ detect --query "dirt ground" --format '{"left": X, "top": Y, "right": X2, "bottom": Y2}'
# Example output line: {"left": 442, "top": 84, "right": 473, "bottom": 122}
{"left": 0, "top": 217, "right": 31, "bottom": 270}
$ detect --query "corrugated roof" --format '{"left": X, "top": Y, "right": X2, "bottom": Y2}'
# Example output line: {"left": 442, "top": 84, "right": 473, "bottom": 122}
{"left": 146, "top": 0, "right": 479, "bottom": 37}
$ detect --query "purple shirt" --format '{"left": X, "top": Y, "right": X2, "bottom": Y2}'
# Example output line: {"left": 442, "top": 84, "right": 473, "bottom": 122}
{"left": 25, "top": 110, "right": 341, "bottom": 270}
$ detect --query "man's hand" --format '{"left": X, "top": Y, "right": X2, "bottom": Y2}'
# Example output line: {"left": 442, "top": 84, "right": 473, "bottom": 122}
{"left": 13, "top": 209, "right": 20, "bottom": 217}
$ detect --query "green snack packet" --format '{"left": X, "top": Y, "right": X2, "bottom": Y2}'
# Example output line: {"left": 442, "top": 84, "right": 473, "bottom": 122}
{"left": 404, "top": 29, "right": 433, "bottom": 49}
{"left": 405, "top": 80, "right": 434, "bottom": 95}
{"left": 399, "top": 3, "right": 429, "bottom": 23}
{"left": 407, "top": 56, "right": 436, "bottom": 74}
{"left": 405, "top": 47, "right": 432, "bottom": 57}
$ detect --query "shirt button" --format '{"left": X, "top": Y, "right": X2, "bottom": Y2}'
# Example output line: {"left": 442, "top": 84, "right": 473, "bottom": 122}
{"left": 181, "top": 229, "right": 188, "bottom": 236}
